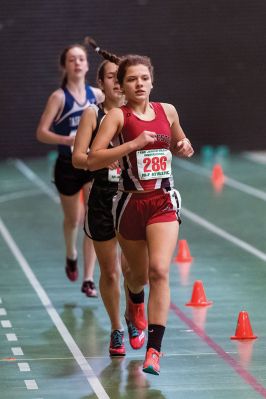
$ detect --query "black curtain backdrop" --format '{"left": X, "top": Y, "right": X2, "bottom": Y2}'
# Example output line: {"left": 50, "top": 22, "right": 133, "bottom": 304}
{"left": 1, "top": 0, "right": 266, "bottom": 158}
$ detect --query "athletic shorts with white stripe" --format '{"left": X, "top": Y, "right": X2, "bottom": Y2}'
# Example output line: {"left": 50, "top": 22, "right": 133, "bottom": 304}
{"left": 84, "top": 181, "right": 118, "bottom": 241}
{"left": 112, "top": 188, "right": 181, "bottom": 240}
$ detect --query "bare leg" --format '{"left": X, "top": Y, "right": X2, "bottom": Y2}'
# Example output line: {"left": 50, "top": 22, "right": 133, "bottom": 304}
{"left": 116, "top": 233, "right": 149, "bottom": 330}
{"left": 121, "top": 252, "right": 129, "bottom": 318}
{"left": 83, "top": 236, "right": 97, "bottom": 281}
{"left": 142, "top": 221, "right": 179, "bottom": 375}
{"left": 93, "top": 238, "right": 122, "bottom": 330}
{"left": 120, "top": 249, "right": 146, "bottom": 349}
{"left": 116, "top": 233, "right": 149, "bottom": 293}
{"left": 146, "top": 221, "right": 179, "bottom": 326}
{"left": 81, "top": 183, "right": 97, "bottom": 282}
{"left": 60, "top": 191, "right": 81, "bottom": 260}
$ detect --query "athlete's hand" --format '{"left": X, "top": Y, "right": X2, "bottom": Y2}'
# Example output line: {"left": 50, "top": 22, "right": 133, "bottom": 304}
{"left": 175, "top": 138, "right": 194, "bottom": 158}
{"left": 134, "top": 131, "right": 157, "bottom": 150}
{"left": 64, "top": 135, "right": 76, "bottom": 147}
{"left": 108, "top": 160, "right": 120, "bottom": 170}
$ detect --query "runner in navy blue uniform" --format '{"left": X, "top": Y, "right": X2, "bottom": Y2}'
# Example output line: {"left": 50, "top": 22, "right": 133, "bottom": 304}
{"left": 73, "top": 40, "right": 145, "bottom": 356}
{"left": 36, "top": 44, "right": 103, "bottom": 297}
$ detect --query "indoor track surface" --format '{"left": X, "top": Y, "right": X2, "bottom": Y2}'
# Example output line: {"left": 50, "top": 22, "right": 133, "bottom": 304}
{"left": 0, "top": 151, "right": 266, "bottom": 399}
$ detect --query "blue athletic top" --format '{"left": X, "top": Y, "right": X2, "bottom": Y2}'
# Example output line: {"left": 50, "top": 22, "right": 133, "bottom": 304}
{"left": 53, "top": 84, "right": 97, "bottom": 157}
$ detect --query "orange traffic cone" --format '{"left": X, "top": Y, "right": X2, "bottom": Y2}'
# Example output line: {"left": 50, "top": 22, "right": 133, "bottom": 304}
{"left": 211, "top": 164, "right": 225, "bottom": 184}
{"left": 231, "top": 311, "right": 257, "bottom": 340}
{"left": 211, "top": 164, "right": 225, "bottom": 192}
{"left": 175, "top": 240, "right": 193, "bottom": 263}
{"left": 186, "top": 280, "right": 213, "bottom": 307}
{"left": 213, "top": 178, "right": 224, "bottom": 193}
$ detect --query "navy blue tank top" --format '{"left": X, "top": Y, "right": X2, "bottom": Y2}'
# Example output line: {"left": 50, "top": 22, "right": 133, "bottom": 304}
{"left": 53, "top": 84, "right": 97, "bottom": 157}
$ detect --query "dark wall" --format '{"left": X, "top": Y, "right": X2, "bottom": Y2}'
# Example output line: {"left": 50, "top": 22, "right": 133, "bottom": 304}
{"left": 1, "top": 0, "right": 266, "bottom": 159}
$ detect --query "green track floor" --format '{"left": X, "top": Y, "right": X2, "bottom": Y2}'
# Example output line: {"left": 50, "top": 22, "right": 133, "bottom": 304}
{"left": 0, "top": 152, "right": 265, "bottom": 398}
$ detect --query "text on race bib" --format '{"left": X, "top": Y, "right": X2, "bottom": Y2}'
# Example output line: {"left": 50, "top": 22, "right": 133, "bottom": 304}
{"left": 136, "top": 149, "right": 172, "bottom": 180}
{"left": 108, "top": 167, "right": 121, "bottom": 182}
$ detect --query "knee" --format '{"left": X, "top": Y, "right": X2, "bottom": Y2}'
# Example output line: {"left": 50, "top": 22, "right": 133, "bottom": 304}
{"left": 132, "top": 273, "right": 148, "bottom": 287}
{"left": 100, "top": 266, "right": 120, "bottom": 285}
{"left": 64, "top": 217, "right": 79, "bottom": 229}
{"left": 138, "top": 274, "right": 149, "bottom": 285}
{"left": 149, "top": 265, "right": 168, "bottom": 285}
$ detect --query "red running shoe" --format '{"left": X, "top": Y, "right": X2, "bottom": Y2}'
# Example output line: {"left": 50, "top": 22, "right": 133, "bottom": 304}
{"left": 109, "top": 330, "right": 126, "bottom": 357}
{"left": 143, "top": 348, "right": 161, "bottom": 375}
{"left": 81, "top": 280, "right": 97, "bottom": 297}
{"left": 128, "top": 300, "right": 147, "bottom": 330}
{"left": 65, "top": 258, "right": 78, "bottom": 282}
{"left": 125, "top": 318, "right": 145, "bottom": 350}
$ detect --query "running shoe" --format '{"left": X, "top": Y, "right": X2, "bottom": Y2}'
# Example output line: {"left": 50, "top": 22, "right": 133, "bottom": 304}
{"left": 125, "top": 317, "right": 145, "bottom": 350}
{"left": 65, "top": 257, "right": 78, "bottom": 282}
{"left": 109, "top": 330, "right": 126, "bottom": 357}
{"left": 128, "top": 299, "right": 147, "bottom": 330}
{"left": 142, "top": 347, "right": 161, "bottom": 375}
{"left": 81, "top": 280, "right": 98, "bottom": 298}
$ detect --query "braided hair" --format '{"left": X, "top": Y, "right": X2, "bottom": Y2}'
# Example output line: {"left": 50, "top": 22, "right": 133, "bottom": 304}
{"left": 84, "top": 37, "right": 154, "bottom": 85}
{"left": 84, "top": 37, "right": 120, "bottom": 65}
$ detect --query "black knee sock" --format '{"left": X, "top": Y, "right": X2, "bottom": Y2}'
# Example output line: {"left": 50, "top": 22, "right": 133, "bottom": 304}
{"left": 128, "top": 287, "right": 144, "bottom": 304}
{"left": 147, "top": 324, "right": 165, "bottom": 352}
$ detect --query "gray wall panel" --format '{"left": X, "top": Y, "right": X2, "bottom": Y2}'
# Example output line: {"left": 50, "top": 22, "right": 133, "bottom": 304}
{"left": 1, "top": 0, "right": 266, "bottom": 158}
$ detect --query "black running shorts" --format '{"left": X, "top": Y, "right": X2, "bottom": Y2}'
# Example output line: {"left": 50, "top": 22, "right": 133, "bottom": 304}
{"left": 54, "top": 155, "right": 93, "bottom": 196}
{"left": 84, "top": 182, "right": 118, "bottom": 241}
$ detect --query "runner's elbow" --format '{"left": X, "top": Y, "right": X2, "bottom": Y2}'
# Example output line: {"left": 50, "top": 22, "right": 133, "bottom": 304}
{"left": 86, "top": 154, "right": 98, "bottom": 171}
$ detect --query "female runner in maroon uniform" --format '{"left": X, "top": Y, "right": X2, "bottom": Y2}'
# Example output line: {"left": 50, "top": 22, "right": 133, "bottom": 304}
{"left": 85, "top": 54, "right": 194, "bottom": 375}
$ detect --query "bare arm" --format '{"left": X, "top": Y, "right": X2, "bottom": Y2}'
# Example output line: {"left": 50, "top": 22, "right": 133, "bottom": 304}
{"left": 36, "top": 90, "right": 74, "bottom": 147}
{"left": 161, "top": 103, "right": 194, "bottom": 158}
{"left": 87, "top": 108, "right": 157, "bottom": 171}
{"left": 72, "top": 106, "right": 97, "bottom": 170}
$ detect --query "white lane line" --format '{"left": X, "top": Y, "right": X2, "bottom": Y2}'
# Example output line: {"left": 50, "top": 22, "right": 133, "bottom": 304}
{"left": 182, "top": 207, "right": 266, "bottom": 262}
{"left": 1, "top": 320, "right": 12, "bottom": 328}
{"left": 243, "top": 151, "right": 266, "bottom": 165}
{"left": 0, "top": 189, "right": 41, "bottom": 204}
{"left": 18, "top": 362, "right": 30, "bottom": 372}
{"left": 0, "top": 218, "right": 110, "bottom": 399}
{"left": 174, "top": 158, "right": 266, "bottom": 201}
{"left": 0, "top": 308, "right": 7, "bottom": 316}
{"left": 6, "top": 333, "right": 17, "bottom": 341}
{"left": 24, "top": 380, "right": 38, "bottom": 390}
{"left": 0, "top": 298, "right": 2, "bottom": 303}
{"left": 13, "top": 159, "right": 60, "bottom": 204}
{"left": 11, "top": 347, "right": 24, "bottom": 356}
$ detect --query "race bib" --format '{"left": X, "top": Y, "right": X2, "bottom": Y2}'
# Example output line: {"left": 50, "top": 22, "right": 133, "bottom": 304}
{"left": 70, "top": 129, "right": 76, "bottom": 153}
{"left": 136, "top": 148, "right": 172, "bottom": 180}
{"left": 108, "top": 167, "right": 121, "bottom": 182}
